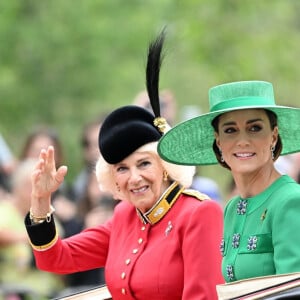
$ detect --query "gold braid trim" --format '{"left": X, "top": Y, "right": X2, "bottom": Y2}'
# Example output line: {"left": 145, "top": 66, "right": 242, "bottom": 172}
{"left": 182, "top": 189, "right": 210, "bottom": 201}
{"left": 30, "top": 232, "right": 58, "bottom": 251}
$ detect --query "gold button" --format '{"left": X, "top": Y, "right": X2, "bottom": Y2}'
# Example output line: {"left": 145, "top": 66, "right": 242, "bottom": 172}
{"left": 138, "top": 238, "right": 143, "bottom": 244}
{"left": 121, "top": 288, "right": 126, "bottom": 295}
{"left": 132, "top": 248, "right": 138, "bottom": 254}
{"left": 141, "top": 226, "right": 146, "bottom": 231}
{"left": 125, "top": 258, "right": 131, "bottom": 265}
{"left": 121, "top": 272, "right": 126, "bottom": 279}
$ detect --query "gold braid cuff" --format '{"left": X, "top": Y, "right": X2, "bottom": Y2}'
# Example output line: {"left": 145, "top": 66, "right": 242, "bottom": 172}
{"left": 30, "top": 232, "right": 58, "bottom": 251}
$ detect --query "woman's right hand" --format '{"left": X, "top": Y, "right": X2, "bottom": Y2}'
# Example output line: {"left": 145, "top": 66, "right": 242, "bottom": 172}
{"left": 31, "top": 146, "right": 68, "bottom": 214}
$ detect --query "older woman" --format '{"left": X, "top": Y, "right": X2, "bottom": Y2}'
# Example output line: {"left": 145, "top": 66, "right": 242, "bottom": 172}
{"left": 158, "top": 80, "right": 300, "bottom": 283}
{"left": 24, "top": 32, "right": 223, "bottom": 300}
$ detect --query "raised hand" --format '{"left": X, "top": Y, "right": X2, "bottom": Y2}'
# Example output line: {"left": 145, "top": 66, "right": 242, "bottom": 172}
{"left": 31, "top": 146, "right": 68, "bottom": 200}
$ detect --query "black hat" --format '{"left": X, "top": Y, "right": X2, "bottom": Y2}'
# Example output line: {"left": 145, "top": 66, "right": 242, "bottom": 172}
{"left": 99, "top": 29, "right": 168, "bottom": 164}
{"left": 99, "top": 105, "right": 162, "bottom": 164}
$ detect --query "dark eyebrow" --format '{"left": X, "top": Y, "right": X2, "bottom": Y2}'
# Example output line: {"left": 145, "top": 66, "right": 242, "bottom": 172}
{"left": 246, "top": 118, "right": 263, "bottom": 124}
{"left": 221, "top": 121, "right": 235, "bottom": 127}
{"left": 222, "top": 118, "right": 263, "bottom": 127}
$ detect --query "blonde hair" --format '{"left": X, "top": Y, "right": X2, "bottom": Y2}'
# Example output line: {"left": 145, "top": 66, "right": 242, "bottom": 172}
{"left": 95, "top": 142, "right": 195, "bottom": 196}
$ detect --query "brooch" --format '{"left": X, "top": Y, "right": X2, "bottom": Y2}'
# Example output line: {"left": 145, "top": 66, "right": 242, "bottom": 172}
{"left": 237, "top": 199, "right": 248, "bottom": 215}
{"left": 247, "top": 236, "right": 258, "bottom": 251}
{"left": 165, "top": 221, "right": 173, "bottom": 236}
{"left": 232, "top": 233, "right": 241, "bottom": 249}
{"left": 261, "top": 209, "right": 268, "bottom": 221}
{"left": 226, "top": 265, "right": 235, "bottom": 281}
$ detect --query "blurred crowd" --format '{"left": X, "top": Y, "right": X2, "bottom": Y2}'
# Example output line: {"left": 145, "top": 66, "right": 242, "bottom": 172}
{"left": 1, "top": 90, "right": 300, "bottom": 299}
{"left": 0, "top": 122, "right": 117, "bottom": 299}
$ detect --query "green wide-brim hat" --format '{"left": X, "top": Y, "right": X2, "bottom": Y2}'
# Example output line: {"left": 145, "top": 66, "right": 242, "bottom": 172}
{"left": 158, "top": 80, "right": 300, "bottom": 166}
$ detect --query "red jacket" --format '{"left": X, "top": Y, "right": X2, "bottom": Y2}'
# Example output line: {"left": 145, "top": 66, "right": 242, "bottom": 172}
{"left": 25, "top": 185, "right": 224, "bottom": 299}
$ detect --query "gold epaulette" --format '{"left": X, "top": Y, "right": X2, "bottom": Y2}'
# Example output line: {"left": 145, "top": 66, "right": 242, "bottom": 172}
{"left": 182, "top": 189, "right": 210, "bottom": 201}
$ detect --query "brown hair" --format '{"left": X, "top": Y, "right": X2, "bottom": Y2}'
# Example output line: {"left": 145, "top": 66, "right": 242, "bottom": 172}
{"left": 20, "top": 127, "right": 64, "bottom": 167}
{"left": 211, "top": 109, "right": 282, "bottom": 169}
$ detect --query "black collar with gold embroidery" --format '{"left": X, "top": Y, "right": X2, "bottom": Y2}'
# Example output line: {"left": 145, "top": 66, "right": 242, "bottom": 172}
{"left": 137, "top": 181, "right": 183, "bottom": 225}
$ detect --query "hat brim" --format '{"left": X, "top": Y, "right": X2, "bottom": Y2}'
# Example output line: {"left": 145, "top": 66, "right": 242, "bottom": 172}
{"left": 158, "top": 105, "right": 300, "bottom": 166}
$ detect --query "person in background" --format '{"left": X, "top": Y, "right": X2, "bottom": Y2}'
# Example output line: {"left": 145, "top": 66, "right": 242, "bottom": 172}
{"left": 23, "top": 31, "right": 224, "bottom": 299}
{"left": 20, "top": 127, "right": 64, "bottom": 167}
{"left": 71, "top": 117, "right": 105, "bottom": 202}
{"left": 76, "top": 171, "right": 118, "bottom": 226}
{"left": 158, "top": 80, "right": 300, "bottom": 282}
{"left": 0, "top": 133, "right": 17, "bottom": 194}
{"left": 19, "top": 127, "right": 81, "bottom": 238}
{"left": 0, "top": 159, "right": 64, "bottom": 299}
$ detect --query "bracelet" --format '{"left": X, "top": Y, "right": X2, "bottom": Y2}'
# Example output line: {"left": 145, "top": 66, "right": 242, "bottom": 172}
{"left": 29, "top": 205, "right": 55, "bottom": 224}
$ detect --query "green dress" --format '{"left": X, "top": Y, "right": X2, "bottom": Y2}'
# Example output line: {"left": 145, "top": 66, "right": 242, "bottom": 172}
{"left": 222, "top": 175, "right": 300, "bottom": 282}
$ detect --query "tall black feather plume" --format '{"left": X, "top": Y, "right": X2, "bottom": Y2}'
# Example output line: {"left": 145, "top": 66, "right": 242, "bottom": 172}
{"left": 146, "top": 29, "right": 166, "bottom": 118}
